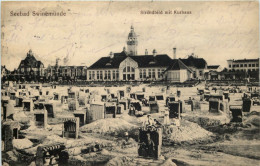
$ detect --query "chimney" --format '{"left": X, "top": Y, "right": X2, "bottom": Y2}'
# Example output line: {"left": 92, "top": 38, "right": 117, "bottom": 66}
{"left": 145, "top": 49, "right": 148, "bottom": 55}
{"left": 152, "top": 49, "right": 157, "bottom": 57}
{"left": 173, "top": 48, "right": 176, "bottom": 59}
{"left": 109, "top": 51, "right": 114, "bottom": 59}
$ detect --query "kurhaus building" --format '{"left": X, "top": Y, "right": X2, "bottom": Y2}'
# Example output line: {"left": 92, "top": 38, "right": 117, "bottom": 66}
{"left": 87, "top": 26, "right": 207, "bottom": 82}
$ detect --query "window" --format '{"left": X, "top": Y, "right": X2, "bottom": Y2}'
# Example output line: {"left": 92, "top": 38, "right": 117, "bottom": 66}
{"left": 229, "top": 65, "right": 231, "bottom": 68}
{"left": 113, "top": 70, "right": 116, "bottom": 80}
{"left": 152, "top": 69, "right": 155, "bottom": 78}
{"left": 97, "top": 71, "right": 100, "bottom": 80}
{"left": 148, "top": 69, "right": 151, "bottom": 78}
{"left": 252, "top": 69, "right": 255, "bottom": 71}
{"left": 105, "top": 71, "right": 108, "bottom": 80}
{"left": 158, "top": 69, "right": 161, "bottom": 78}
{"left": 92, "top": 71, "right": 95, "bottom": 80}
{"left": 89, "top": 71, "right": 91, "bottom": 80}
{"left": 140, "top": 69, "right": 143, "bottom": 79}
{"left": 108, "top": 70, "right": 111, "bottom": 80}
{"left": 100, "top": 71, "right": 103, "bottom": 79}
{"left": 249, "top": 64, "right": 251, "bottom": 67}
{"left": 143, "top": 69, "right": 146, "bottom": 78}
{"left": 131, "top": 67, "right": 135, "bottom": 72}
{"left": 233, "top": 65, "right": 236, "bottom": 68}
{"left": 199, "top": 71, "right": 203, "bottom": 76}
{"left": 257, "top": 64, "right": 259, "bottom": 67}
{"left": 252, "top": 64, "right": 255, "bottom": 67}
{"left": 116, "top": 70, "right": 119, "bottom": 80}
{"left": 240, "top": 64, "right": 243, "bottom": 67}
{"left": 244, "top": 64, "right": 247, "bottom": 67}
{"left": 123, "top": 65, "right": 135, "bottom": 80}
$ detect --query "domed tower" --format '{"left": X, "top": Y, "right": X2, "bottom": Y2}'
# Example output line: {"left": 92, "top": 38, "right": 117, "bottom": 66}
{"left": 127, "top": 25, "right": 138, "bottom": 56}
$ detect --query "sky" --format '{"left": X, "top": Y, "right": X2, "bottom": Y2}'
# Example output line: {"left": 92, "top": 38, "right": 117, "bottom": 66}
{"left": 1, "top": 1, "right": 259, "bottom": 70}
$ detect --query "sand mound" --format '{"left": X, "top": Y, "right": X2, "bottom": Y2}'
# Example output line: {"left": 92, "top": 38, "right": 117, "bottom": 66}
{"left": 248, "top": 111, "right": 260, "bottom": 116}
{"left": 26, "top": 120, "right": 38, "bottom": 131}
{"left": 106, "top": 156, "right": 133, "bottom": 166}
{"left": 13, "top": 111, "right": 29, "bottom": 123}
{"left": 161, "top": 159, "right": 177, "bottom": 166}
{"left": 80, "top": 118, "right": 138, "bottom": 134}
{"left": 42, "top": 135, "right": 67, "bottom": 145}
{"left": 13, "top": 139, "right": 33, "bottom": 150}
{"left": 121, "top": 113, "right": 146, "bottom": 125}
{"left": 244, "top": 115, "right": 260, "bottom": 127}
{"left": 165, "top": 120, "right": 213, "bottom": 143}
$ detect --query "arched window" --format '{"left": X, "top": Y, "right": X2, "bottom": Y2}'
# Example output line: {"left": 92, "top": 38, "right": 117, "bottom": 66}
{"left": 122, "top": 65, "right": 135, "bottom": 80}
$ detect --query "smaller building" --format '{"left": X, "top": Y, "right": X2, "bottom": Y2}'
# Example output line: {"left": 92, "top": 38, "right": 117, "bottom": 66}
{"left": 205, "top": 65, "right": 223, "bottom": 80}
{"left": 164, "top": 59, "right": 192, "bottom": 82}
{"left": 180, "top": 54, "right": 207, "bottom": 80}
{"left": 45, "top": 65, "right": 87, "bottom": 82}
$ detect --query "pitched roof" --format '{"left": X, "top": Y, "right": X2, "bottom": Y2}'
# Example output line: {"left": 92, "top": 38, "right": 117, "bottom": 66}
{"left": 88, "top": 52, "right": 172, "bottom": 69}
{"left": 207, "top": 65, "right": 219, "bottom": 69}
{"left": 130, "top": 54, "right": 172, "bottom": 68}
{"left": 88, "top": 54, "right": 126, "bottom": 69}
{"left": 18, "top": 53, "right": 44, "bottom": 69}
{"left": 165, "top": 59, "right": 192, "bottom": 72}
{"left": 180, "top": 56, "right": 207, "bottom": 69}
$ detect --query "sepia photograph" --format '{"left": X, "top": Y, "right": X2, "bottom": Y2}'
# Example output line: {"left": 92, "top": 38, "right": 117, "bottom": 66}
{"left": 1, "top": 1, "right": 259, "bottom": 165}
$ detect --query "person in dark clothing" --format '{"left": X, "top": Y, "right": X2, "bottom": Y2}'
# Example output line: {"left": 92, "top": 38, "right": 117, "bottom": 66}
{"left": 146, "top": 133, "right": 155, "bottom": 158}
{"left": 129, "top": 104, "right": 135, "bottom": 115}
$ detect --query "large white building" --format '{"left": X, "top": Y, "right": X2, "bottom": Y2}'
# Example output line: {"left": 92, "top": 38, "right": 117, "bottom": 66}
{"left": 227, "top": 59, "right": 259, "bottom": 72}
{"left": 87, "top": 26, "right": 207, "bottom": 82}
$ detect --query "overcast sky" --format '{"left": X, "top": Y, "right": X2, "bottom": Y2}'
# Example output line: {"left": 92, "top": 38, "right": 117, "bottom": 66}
{"left": 1, "top": 1, "right": 259, "bottom": 70}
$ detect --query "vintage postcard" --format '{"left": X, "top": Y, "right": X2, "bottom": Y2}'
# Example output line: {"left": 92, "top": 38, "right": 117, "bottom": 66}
{"left": 1, "top": 1, "right": 259, "bottom": 166}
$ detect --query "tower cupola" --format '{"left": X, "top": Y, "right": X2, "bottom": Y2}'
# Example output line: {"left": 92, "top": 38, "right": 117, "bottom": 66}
{"left": 127, "top": 26, "right": 138, "bottom": 56}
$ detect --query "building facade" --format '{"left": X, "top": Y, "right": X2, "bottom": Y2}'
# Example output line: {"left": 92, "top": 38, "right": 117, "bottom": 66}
{"left": 227, "top": 59, "right": 259, "bottom": 72}
{"left": 205, "top": 65, "right": 223, "bottom": 80}
{"left": 87, "top": 49, "right": 171, "bottom": 81}
{"left": 87, "top": 26, "right": 208, "bottom": 82}
{"left": 224, "top": 58, "right": 259, "bottom": 80}
{"left": 180, "top": 54, "right": 207, "bottom": 80}
{"left": 16, "top": 49, "right": 45, "bottom": 81}
{"left": 164, "top": 59, "right": 192, "bottom": 82}
{"left": 45, "top": 65, "right": 87, "bottom": 82}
